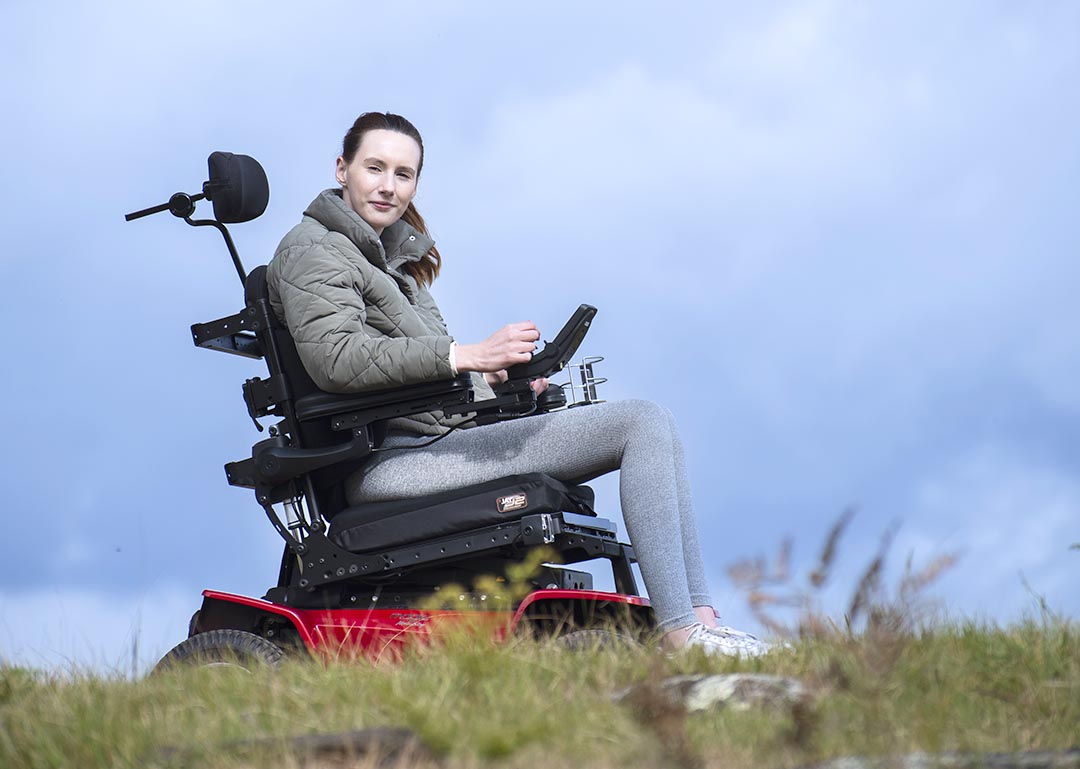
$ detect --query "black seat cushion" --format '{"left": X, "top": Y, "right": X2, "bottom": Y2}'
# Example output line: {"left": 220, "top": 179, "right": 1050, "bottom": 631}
{"left": 329, "top": 473, "right": 595, "bottom": 553}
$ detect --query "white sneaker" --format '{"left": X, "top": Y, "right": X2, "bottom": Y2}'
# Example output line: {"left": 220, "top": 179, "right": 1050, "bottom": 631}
{"left": 684, "top": 623, "right": 772, "bottom": 658}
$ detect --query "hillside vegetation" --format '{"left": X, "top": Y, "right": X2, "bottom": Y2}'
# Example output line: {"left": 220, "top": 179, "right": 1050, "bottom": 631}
{"left": 2, "top": 617, "right": 1077, "bottom": 769}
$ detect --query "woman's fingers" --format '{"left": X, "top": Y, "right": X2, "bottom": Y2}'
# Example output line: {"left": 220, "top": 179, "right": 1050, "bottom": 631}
{"left": 508, "top": 321, "right": 541, "bottom": 342}
{"left": 503, "top": 323, "right": 540, "bottom": 345}
{"left": 494, "top": 323, "right": 539, "bottom": 360}
{"left": 458, "top": 322, "right": 543, "bottom": 372}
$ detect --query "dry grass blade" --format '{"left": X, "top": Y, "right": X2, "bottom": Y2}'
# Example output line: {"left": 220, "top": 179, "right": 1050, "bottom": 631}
{"left": 810, "top": 507, "right": 856, "bottom": 588}
{"left": 734, "top": 539, "right": 806, "bottom": 638}
{"left": 899, "top": 553, "right": 958, "bottom": 603}
{"left": 775, "top": 537, "right": 793, "bottom": 582}
{"left": 847, "top": 521, "right": 897, "bottom": 626}
{"left": 728, "top": 507, "right": 959, "bottom": 648}
{"left": 748, "top": 591, "right": 804, "bottom": 609}
{"left": 752, "top": 603, "right": 797, "bottom": 638}
{"left": 728, "top": 556, "right": 766, "bottom": 589}
{"left": 797, "top": 613, "right": 837, "bottom": 640}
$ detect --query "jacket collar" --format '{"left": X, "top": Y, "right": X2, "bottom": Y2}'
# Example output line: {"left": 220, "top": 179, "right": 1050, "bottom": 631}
{"left": 382, "top": 220, "right": 435, "bottom": 270}
{"left": 304, "top": 189, "right": 434, "bottom": 272}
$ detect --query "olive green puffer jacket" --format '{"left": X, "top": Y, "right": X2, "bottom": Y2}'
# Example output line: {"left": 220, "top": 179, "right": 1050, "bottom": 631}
{"left": 267, "top": 189, "right": 493, "bottom": 435}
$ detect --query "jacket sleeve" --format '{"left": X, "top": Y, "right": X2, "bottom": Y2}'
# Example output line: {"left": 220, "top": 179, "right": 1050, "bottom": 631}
{"left": 273, "top": 239, "right": 455, "bottom": 393}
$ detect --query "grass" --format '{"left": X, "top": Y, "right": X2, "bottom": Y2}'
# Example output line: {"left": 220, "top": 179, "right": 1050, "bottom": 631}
{"left": 5, "top": 530, "right": 1077, "bottom": 768}
{"left": 1, "top": 616, "right": 1077, "bottom": 769}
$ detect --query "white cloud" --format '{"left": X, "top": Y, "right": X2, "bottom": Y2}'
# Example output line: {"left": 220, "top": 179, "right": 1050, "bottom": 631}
{"left": 1014, "top": 320, "right": 1080, "bottom": 416}
{"left": 441, "top": 3, "right": 934, "bottom": 230}
{"left": 901, "top": 444, "right": 1080, "bottom": 619}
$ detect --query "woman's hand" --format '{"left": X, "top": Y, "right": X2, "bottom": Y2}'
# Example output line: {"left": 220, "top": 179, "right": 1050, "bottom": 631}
{"left": 529, "top": 378, "right": 549, "bottom": 395}
{"left": 456, "top": 322, "right": 540, "bottom": 373}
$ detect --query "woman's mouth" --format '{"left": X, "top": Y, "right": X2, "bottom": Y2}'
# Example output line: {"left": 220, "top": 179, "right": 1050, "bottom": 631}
{"left": 370, "top": 201, "right": 394, "bottom": 212}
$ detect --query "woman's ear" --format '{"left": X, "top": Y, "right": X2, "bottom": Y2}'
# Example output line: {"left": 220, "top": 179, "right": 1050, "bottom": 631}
{"left": 335, "top": 156, "right": 348, "bottom": 187}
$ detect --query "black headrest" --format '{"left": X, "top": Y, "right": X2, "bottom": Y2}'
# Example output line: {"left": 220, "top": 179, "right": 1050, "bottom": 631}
{"left": 205, "top": 151, "right": 269, "bottom": 224}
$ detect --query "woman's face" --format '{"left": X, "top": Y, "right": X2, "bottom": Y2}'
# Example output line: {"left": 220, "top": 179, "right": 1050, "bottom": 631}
{"left": 335, "top": 129, "right": 421, "bottom": 235}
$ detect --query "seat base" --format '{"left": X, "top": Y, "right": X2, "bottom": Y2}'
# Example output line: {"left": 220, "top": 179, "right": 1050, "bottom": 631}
{"left": 328, "top": 473, "right": 595, "bottom": 553}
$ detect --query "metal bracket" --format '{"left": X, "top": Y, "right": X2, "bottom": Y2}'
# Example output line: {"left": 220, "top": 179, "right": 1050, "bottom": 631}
{"left": 559, "top": 512, "right": 618, "bottom": 538}
{"left": 541, "top": 513, "right": 555, "bottom": 544}
{"left": 191, "top": 308, "right": 263, "bottom": 359}
{"left": 224, "top": 458, "right": 256, "bottom": 488}
{"left": 521, "top": 513, "right": 557, "bottom": 546}
{"left": 242, "top": 376, "right": 289, "bottom": 430}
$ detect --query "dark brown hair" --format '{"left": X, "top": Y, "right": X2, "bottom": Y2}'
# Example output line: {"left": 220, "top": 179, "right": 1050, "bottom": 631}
{"left": 341, "top": 112, "right": 441, "bottom": 286}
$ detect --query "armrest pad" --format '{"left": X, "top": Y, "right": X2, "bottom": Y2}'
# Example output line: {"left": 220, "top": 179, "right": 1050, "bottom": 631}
{"left": 294, "top": 374, "right": 473, "bottom": 422}
{"left": 254, "top": 436, "right": 372, "bottom": 486}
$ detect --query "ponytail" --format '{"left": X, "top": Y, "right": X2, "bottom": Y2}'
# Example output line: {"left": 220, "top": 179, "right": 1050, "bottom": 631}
{"left": 400, "top": 202, "right": 441, "bottom": 286}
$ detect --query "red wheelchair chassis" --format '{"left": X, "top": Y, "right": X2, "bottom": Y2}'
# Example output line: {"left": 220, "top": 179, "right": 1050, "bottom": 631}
{"left": 192, "top": 587, "right": 652, "bottom": 662}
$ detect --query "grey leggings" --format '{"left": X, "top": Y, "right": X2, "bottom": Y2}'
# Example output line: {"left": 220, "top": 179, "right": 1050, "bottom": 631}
{"left": 345, "top": 399, "right": 713, "bottom": 633}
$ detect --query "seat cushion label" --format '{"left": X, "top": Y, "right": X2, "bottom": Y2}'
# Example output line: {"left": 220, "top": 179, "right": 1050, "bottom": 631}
{"left": 496, "top": 493, "right": 528, "bottom": 513}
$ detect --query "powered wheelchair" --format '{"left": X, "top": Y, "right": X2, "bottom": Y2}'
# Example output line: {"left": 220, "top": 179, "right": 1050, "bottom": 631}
{"left": 127, "top": 152, "right": 653, "bottom": 668}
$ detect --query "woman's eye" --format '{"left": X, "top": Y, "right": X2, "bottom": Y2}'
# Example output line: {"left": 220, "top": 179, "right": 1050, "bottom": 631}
{"left": 367, "top": 166, "right": 381, "bottom": 173}
{"left": 397, "top": 172, "right": 412, "bottom": 181}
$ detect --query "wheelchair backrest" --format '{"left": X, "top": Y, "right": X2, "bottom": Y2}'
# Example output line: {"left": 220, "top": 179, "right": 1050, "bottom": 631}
{"left": 244, "top": 264, "right": 365, "bottom": 516}
{"left": 244, "top": 264, "right": 322, "bottom": 403}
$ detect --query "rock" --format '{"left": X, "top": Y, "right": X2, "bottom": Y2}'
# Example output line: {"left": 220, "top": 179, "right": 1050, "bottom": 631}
{"left": 615, "top": 673, "right": 811, "bottom": 712}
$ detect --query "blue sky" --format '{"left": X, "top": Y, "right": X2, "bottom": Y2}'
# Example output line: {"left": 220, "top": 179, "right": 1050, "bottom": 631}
{"left": 2, "top": 0, "right": 1078, "bottom": 672}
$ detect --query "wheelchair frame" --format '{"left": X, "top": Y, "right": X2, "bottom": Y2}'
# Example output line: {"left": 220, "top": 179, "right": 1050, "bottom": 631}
{"left": 128, "top": 152, "right": 654, "bottom": 665}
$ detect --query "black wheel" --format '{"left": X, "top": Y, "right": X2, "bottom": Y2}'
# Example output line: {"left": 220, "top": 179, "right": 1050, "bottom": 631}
{"left": 151, "top": 629, "right": 285, "bottom": 674}
{"left": 556, "top": 629, "right": 643, "bottom": 652}
{"left": 187, "top": 609, "right": 201, "bottom": 637}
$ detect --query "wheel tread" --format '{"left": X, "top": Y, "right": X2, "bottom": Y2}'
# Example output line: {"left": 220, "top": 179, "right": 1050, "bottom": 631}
{"left": 152, "top": 629, "right": 285, "bottom": 674}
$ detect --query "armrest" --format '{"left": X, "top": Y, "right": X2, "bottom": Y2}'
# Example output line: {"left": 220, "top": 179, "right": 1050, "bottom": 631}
{"left": 294, "top": 374, "right": 474, "bottom": 426}
{"left": 290, "top": 305, "right": 596, "bottom": 429}
{"left": 253, "top": 435, "right": 373, "bottom": 487}
{"left": 229, "top": 375, "right": 477, "bottom": 491}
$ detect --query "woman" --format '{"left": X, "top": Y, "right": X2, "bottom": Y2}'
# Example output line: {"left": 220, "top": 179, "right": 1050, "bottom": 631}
{"left": 267, "top": 112, "right": 768, "bottom": 656}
